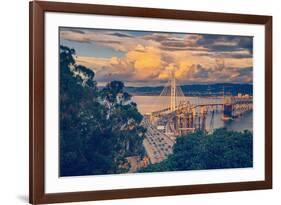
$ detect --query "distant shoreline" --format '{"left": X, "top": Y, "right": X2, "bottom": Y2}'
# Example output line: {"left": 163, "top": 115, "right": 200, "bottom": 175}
{"left": 97, "top": 83, "right": 253, "bottom": 97}
{"left": 129, "top": 93, "right": 226, "bottom": 97}
{"left": 123, "top": 83, "right": 253, "bottom": 97}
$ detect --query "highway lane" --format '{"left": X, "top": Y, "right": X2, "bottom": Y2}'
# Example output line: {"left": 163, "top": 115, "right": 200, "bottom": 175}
{"left": 142, "top": 118, "right": 175, "bottom": 164}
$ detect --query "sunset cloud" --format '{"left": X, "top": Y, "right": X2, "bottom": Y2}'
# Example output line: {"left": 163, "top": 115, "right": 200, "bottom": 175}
{"left": 60, "top": 27, "right": 253, "bottom": 86}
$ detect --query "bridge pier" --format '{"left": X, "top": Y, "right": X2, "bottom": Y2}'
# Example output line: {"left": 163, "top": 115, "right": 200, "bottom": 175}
{"left": 223, "top": 104, "right": 233, "bottom": 121}
{"left": 222, "top": 95, "right": 253, "bottom": 121}
{"left": 150, "top": 95, "right": 253, "bottom": 136}
{"left": 175, "top": 112, "right": 195, "bottom": 136}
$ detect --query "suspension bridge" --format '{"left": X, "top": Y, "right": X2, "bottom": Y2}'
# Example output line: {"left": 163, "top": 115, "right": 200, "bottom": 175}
{"left": 142, "top": 69, "right": 253, "bottom": 164}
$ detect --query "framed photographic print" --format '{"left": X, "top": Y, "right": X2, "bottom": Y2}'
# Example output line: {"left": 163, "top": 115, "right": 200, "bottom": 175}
{"left": 29, "top": 1, "right": 272, "bottom": 204}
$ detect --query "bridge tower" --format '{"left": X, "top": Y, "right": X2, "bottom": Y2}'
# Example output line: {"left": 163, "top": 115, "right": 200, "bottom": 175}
{"left": 170, "top": 70, "right": 176, "bottom": 112}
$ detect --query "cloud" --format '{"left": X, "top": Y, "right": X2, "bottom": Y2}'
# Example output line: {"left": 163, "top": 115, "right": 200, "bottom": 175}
{"left": 195, "top": 50, "right": 253, "bottom": 59}
{"left": 64, "top": 28, "right": 85, "bottom": 34}
{"left": 126, "top": 46, "right": 164, "bottom": 78}
{"left": 75, "top": 45, "right": 163, "bottom": 83}
{"left": 60, "top": 28, "right": 253, "bottom": 85}
{"left": 237, "top": 37, "right": 253, "bottom": 54}
{"left": 143, "top": 33, "right": 206, "bottom": 52}
{"left": 196, "top": 34, "right": 253, "bottom": 54}
{"left": 192, "top": 64, "right": 209, "bottom": 78}
{"left": 108, "top": 32, "right": 133, "bottom": 38}
{"left": 75, "top": 51, "right": 252, "bottom": 85}
{"left": 60, "top": 28, "right": 253, "bottom": 55}
{"left": 176, "top": 64, "right": 252, "bottom": 83}
{"left": 60, "top": 28, "right": 155, "bottom": 52}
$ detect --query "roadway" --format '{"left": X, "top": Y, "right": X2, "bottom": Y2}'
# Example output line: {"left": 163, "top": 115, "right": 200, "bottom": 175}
{"left": 142, "top": 118, "right": 175, "bottom": 164}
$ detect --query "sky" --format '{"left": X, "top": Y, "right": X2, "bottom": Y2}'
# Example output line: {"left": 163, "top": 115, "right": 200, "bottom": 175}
{"left": 60, "top": 27, "right": 253, "bottom": 87}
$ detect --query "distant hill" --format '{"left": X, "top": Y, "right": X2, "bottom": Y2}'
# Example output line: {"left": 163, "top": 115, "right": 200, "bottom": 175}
{"left": 123, "top": 83, "right": 253, "bottom": 96}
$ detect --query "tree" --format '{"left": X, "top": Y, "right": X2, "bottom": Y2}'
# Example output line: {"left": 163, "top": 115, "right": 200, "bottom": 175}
{"left": 59, "top": 45, "right": 145, "bottom": 176}
{"left": 140, "top": 128, "right": 253, "bottom": 173}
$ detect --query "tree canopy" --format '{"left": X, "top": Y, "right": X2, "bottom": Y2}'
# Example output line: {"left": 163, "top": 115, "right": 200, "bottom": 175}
{"left": 59, "top": 45, "right": 145, "bottom": 176}
{"left": 140, "top": 128, "right": 253, "bottom": 173}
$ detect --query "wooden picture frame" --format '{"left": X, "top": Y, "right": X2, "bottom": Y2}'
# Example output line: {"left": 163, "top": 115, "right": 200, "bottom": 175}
{"left": 29, "top": 1, "right": 272, "bottom": 204}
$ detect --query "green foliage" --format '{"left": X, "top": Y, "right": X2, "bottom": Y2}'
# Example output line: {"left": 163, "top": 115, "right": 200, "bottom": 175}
{"left": 140, "top": 128, "right": 253, "bottom": 173}
{"left": 59, "top": 45, "right": 145, "bottom": 176}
